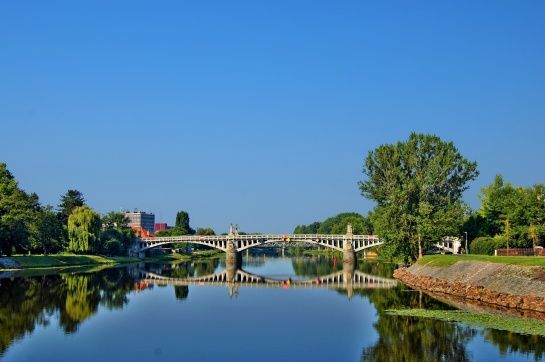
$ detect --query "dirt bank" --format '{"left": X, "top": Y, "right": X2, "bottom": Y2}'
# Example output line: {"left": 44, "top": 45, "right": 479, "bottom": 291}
{"left": 394, "top": 260, "right": 545, "bottom": 313}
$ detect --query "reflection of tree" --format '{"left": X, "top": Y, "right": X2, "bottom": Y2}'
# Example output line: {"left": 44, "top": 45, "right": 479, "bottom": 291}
{"left": 0, "top": 277, "right": 55, "bottom": 355}
{"left": 484, "top": 328, "right": 545, "bottom": 361}
{"left": 361, "top": 314, "right": 475, "bottom": 361}
{"left": 291, "top": 257, "right": 340, "bottom": 276}
{"left": 356, "top": 261, "right": 397, "bottom": 279}
{"left": 190, "top": 260, "right": 219, "bottom": 277}
{"left": 0, "top": 267, "right": 137, "bottom": 355}
{"left": 174, "top": 286, "right": 189, "bottom": 301}
{"left": 63, "top": 274, "right": 100, "bottom": 325}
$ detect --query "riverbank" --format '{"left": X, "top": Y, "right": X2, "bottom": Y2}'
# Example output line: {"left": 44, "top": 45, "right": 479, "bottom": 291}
{"left": 0, "top": 250, "right": 225, "bottom": 270}
{"left": 0, "top": 255, "right": 141, "bottom": 270}
{"left": 394, "top": 255, "right": 545, "bottom": 314}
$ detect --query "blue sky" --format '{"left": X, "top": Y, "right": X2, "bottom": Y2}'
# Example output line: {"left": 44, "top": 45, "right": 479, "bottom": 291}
{"left": 1, "top": 1, "right": 544, "bottom": 234}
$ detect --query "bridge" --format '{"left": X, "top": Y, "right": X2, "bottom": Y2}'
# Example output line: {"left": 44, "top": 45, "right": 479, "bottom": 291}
{"left": 130, "top": 223, "right": 383, "bottom": 260}
{"left": 134, "top": 264, "right": 398, "bottom": 299}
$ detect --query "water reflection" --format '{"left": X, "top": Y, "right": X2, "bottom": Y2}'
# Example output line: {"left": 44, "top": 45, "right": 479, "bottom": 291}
{"left": 135, "top": 259, "right": 398, "bottom": 300}
{"left": 1, "top": 257, "right": 544, "bottom": 361}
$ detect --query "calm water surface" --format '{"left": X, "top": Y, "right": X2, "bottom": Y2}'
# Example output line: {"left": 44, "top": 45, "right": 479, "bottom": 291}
{"left": 1, "top": 255, "right": 544, "bottom": 362}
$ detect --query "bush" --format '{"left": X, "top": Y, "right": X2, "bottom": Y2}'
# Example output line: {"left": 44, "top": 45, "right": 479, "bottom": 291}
{"left": 470, "top": 237, "right": 499, "bottom": 255}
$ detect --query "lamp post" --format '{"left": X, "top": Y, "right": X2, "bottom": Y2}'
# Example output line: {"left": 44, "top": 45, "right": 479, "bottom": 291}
{"left": 464, "top": 232, "right": 468, "bottom": 254}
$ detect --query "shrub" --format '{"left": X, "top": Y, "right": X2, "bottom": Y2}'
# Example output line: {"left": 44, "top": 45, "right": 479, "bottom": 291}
{"left": 470, "top": 237, "right": 498, "bottom": 255}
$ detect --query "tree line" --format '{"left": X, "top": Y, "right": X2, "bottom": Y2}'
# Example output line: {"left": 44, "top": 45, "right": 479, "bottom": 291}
{"left": 3, "top": 132, "right": 544, "bottom": 260}
{"left": 0, "top": 163, "right": 134, "bottom": 256}
{"left": 0, "top": 162, "right": 217, "bottom": 257}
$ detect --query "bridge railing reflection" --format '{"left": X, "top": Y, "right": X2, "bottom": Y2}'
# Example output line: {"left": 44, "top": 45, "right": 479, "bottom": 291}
{"left": 135, "top": 263, "right": 398, "bottom": 300}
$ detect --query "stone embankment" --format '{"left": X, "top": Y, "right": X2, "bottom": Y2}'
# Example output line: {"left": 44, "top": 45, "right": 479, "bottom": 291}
{"left": 394, "top": 260, "right": 545, "bottom": 314}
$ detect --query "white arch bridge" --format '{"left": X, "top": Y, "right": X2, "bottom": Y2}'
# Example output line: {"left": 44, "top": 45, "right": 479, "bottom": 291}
{"left": 130, "top": 224, "right": 383, "bottom": 258}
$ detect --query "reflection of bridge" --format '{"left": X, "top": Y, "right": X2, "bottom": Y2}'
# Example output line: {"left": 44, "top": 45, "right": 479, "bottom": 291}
{"left": 136, "top": 265, "right": 398, "bottom": 299}
{"left": 131, "top": 224, "right": 383, "bottom": 259}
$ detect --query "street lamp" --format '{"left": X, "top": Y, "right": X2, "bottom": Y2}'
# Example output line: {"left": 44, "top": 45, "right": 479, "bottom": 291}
{"left": 464, "top": 232, "right": 468, "bottom": 254}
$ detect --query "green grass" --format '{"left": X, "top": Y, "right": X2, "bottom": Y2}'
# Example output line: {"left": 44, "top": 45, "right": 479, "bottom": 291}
{"left": 417, "top": 254, "right": 545, "bottom": 267}
{"left": 4, "top": 255, "right": 139, "bottom": 269}
{"left": 385, "top": 309, "right": 545, "bottom": 336}
{"left": 143, "top": 253, "right": 192, "bottom": 262}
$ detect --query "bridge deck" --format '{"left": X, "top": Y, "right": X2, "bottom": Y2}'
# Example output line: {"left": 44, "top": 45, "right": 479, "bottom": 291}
{"left": 132, "top": 233, "right": 383, "bottom": 255}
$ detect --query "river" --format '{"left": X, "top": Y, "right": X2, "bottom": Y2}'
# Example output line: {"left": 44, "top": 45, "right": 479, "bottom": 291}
{"left": 0, "top": 254, "right": 543, "bottom": 361}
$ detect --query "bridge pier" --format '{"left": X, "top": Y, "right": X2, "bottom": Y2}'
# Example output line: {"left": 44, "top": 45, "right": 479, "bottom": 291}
{"left": 343, "top": 250, "right": 357, "bottom": 264}
{"left": 343, "top": 223, "right": 356, "bottom": 264}
{"left": 225, "top": 251, "right": 242, "bottom": 268}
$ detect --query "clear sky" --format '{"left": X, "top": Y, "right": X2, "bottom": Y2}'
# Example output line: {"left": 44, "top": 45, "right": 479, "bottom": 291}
{"left": 1, "top": 1, "right": 544, "bottom": 234}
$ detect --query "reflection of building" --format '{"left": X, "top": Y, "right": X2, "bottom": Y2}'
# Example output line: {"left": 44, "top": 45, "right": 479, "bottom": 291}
{"left": 125, "top": 211, "right": 155, "bottom": 233}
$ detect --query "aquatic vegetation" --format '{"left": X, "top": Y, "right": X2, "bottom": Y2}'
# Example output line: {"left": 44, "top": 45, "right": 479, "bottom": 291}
{"left": 385, "top": 308, "right": 545, "bottom": 336}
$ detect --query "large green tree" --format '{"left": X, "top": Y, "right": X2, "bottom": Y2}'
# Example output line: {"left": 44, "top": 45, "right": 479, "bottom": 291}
{"left": 359, "top": 133, "right": 479, "bottom": 261}
{"left": 29, "top": 205, "right": 63, "bottom": 255}
{"left": 57, "top": 189, "right": 86, "bottom": 248}
{"left": 0, "top": 163, "right": 40, "bottom": 256}
{"left": 67, "top": 205, "right": 102, "bottom": 254}
{"left": 175, "top": 210, "right": 195, "bottom": 235}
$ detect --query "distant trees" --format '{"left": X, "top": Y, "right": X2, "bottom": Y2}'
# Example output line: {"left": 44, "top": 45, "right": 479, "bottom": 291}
{"left": 157, "top": 210, "right": 195, "bottom": 237}
{"left": 293, "top": 222, "right": 321, "bottom": 234}
{"left": 196, "top": 227, "right": 215, "bottom": 235}
{"left": 293, "top": 213, "right": 372, "bottom": 235}
{"left": 473, "top": 174, "right": 545, "bottom": 250}
{"left": 359, "top": 133, "right": 479, "bottom": 262}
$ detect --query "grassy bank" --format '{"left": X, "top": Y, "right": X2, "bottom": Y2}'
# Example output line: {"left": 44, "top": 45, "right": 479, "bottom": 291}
{"left": 417, "top": 254, "right": 545, "bottom": 267}
{"left": 2, "top": 254, "right": 139, "bottom": 269}
{"left": 1, "top": 250, "right": 226, "bottom": 270}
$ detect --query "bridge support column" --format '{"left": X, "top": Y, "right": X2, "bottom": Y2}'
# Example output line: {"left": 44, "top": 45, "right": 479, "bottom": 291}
{"left": 343, "top": 250, "right": 357, "bottom": 264}
{"left": 342, "top": 239, "right": 356, "bottom": 264}
{"left": 225, "top": 251, "right": 242, "bottom": 268}
{"left": 343, "top": 223, "right": 356, "bottom": 264}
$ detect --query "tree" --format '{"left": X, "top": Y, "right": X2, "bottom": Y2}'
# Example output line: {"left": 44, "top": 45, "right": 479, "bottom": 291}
{"left": 527, "top": 224, "right": 542, "bottom": 249}
{"left": 58, "top": 190, "right": 86, "bottom": 226}
{"left": 30, "top": 205, "right": 63, "bottom": 255}
{"left": 477, "top": 175, "right": 517, "bottom": 236}
{"left": 67, "top": 206, "right": 102, "bottom": 254}
{"left": 101, "top": 211, "right": 130, "bottom": 229}
{"left": 0, "top": 163, "right": 40, "bottom": 256}
{"left": 359, "top": 133, "right": 479, "bottom": 261}
{"left": 100, "top": 211, "right": 135, "bottom": 256}
{"left": 504, "top": 219, "right": 512, "bottom": 250}
{"left": 174, "top": 211, "right": 195, "bottom": 235}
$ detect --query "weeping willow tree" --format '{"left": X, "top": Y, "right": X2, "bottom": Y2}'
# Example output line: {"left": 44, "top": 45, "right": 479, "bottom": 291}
{"left": 67, "top": 205, "right": 102, "bottom": 253}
